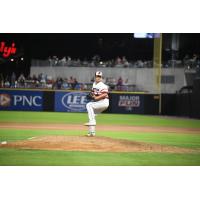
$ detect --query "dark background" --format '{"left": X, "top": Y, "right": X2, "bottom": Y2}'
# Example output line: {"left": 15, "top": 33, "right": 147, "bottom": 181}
{"left": 1, "top": 33, "right": 200, "bottom": 76}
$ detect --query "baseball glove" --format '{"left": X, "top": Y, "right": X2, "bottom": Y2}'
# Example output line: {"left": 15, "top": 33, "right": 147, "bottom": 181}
{"left": 86, "top": 92, "right": 95, "bottom": 100}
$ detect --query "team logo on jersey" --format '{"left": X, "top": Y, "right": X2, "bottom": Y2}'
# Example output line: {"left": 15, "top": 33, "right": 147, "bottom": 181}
{"left": 61, "top": 92, "right": 87, "bottom": 111}
{"left": 0, "top": 94, "right": 11, "bottom": 107}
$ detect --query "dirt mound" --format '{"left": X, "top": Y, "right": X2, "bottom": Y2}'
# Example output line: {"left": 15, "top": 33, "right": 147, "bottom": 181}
{"left": 0, "top": 135, "right": 198, "bottom": 153}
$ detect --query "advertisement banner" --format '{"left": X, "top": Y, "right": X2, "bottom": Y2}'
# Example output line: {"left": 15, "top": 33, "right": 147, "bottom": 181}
{"left": 110, "top": 94, "right": 144, "bottom": 114}
{"left": 0, "top": 90, "right": 43, "bottom": 111}
{"left": 55, "top": 91, "right": 89, "bottom": 112}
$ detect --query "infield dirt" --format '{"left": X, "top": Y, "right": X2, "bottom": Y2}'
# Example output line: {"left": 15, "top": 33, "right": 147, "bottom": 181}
{"left": 0, "top": 122, "right": 200, "bottom": 134}
{"left": 0, "top": 122, "right": 200, "bottom": 153}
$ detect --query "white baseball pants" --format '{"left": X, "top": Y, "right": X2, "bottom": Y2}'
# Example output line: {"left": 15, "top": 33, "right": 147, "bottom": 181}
{"left": 86, "top": 99, "right": 109, "bottom": 124}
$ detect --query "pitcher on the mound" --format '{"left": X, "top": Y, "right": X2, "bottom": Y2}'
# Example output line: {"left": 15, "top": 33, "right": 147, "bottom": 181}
{"left": 84, "top": 71, "right": 109, "bottom": 136}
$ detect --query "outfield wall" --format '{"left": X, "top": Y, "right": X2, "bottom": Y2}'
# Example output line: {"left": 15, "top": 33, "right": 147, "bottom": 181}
{"left": 0, "top": 89, "right": 158, "bottom": 114}
{"left": 30, "top": 66, "right": 186, "bottom": 94}
{"left": 0, "top": 89, "right": 199, "bottom": 118}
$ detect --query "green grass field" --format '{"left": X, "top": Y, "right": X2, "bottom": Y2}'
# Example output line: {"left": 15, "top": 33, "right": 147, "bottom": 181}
{"left": 0, "top": 111, "right": 200, "bottom": 166}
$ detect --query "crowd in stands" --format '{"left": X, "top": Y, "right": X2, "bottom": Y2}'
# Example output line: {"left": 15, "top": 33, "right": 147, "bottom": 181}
{"left": 0, "top": 72, "right": 84, "bottom": 90}
{"left": 32, "top": 55, "right": 153, "bottom": 68}
{"left": 31, "top": 53, "right": 200, "bottom": 69}
{"left": 182, "top": 53, "right": 200, "bottom": 69}
{"left": 2, "top": 54, "right": 199, "bottom": 92}
{"left": 0, "top": 72, "right": 131, "bottom": 91}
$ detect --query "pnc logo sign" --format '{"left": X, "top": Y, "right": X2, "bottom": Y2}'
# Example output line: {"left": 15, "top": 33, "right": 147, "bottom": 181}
{"left": 0, "top": 94, "right": 42, "bottom": 107}
{"left": 0, "top": 94, "right": 11, "bottom": 107}
{"left": 13, "top": 95, "right": 42, "bottom": 107}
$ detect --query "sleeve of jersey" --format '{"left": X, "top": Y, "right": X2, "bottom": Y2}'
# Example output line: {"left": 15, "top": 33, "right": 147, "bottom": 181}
{"left": 100, "top": 87, "right": 108, "bottom": 94}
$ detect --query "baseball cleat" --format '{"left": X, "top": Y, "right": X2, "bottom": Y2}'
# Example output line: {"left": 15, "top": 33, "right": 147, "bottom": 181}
{"left": 90, "top": 132, "right": 95, "bottom": 137}
{"left": 84, "top": 122, "right": 96, "bottom": 126}
{"left": 85, "top": 133, "right": 95, "bottom": 137}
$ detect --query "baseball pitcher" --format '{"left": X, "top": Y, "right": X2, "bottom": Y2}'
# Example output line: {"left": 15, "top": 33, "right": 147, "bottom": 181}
{"left": 84, "top": 71, "right": 109, "bottom": 136}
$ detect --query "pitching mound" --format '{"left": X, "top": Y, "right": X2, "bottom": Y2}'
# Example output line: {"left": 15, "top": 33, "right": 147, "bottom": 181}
{"left": 0, "top": 135, "right": 198, "bottom": 153}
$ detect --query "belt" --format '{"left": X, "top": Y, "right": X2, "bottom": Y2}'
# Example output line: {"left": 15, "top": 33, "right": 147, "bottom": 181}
{"left": 95, "top": 98, "right": 109, "bottom": 102}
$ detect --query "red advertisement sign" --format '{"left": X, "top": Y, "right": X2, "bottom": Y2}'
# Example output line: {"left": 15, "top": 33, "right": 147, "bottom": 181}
{"left": 0, "top": 41, "right": 17, "bottom": 58}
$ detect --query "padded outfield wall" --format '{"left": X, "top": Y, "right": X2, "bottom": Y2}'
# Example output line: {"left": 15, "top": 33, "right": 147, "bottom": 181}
{"left": 0, "top": 89, "right": 157, "bottom": 114}
{"left": 0, "top": 89, "right": 200, "bottom": 118}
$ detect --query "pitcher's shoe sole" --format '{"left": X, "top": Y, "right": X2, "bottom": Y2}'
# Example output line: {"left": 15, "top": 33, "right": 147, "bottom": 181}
{"left": 85, "top": 134, "right": 95, "bottom": 137}
{"left": 84, "top": 122, "right": 96, "bottom": 126}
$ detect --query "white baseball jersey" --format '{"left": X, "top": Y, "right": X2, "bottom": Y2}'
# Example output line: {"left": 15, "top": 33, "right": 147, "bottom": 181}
{"left": 92, "top": 81, "right": 109, "bottom": 99}
{"left": 86, "top": 81, "right": 109, "bottom": 132}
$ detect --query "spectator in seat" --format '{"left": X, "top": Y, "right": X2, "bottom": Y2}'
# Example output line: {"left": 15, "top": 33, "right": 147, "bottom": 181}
{"left": 60, "top": 56, "right": 67, "bottom": 66}
{"left": 56, "top": 77, "right": 63, "bottom": 89}
{"left": 18, "top": 73, "right": 26, "bottom": 88}
{"left": 124, "top": 78, "right": 129, "bottom": 91}
{"left": 116, "top": 77, "right": 123, "bottom": 91}
{"left": 68, "top": 76, "right": 74, "bottom": 89}
{"left": 71, "top": 78, "right": 78, "bottom": 90}
{"left": 116, "top": 56, "right": 122, "bottom": 65}
{"left": 48, "top": 56, "right": 53, "bottom": 66}
{"left": 62, "top": 78, "right": 69, "bottom": 89}
{"left": 0, "top": 73, "right": 4, "bottom": 88}
{"left": 11, "top": 72, "right": 16, "bottom": 88}
{"left": 122, "top": 56, "right": 129, "bottom": 68}
{"left": 4, "top": 76, "right": 10, "bottom": 88}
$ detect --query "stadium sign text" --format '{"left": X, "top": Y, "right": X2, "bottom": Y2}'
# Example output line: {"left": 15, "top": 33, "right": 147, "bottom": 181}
{"left": 61, "top": 92, "right": 87, "bottom": 111}
{"left": 118, "top": 95, "right": 140, "bottom": 107}
{"left": 13, "top": 95, "right": 42, "bottom": 107}
{"left": 0, "top": 41, "right": 17, "bottom": 58}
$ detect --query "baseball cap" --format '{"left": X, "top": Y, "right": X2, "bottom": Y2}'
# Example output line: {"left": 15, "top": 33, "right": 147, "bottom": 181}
{"left": 95, "top": 71, "right": 103, "bottom": 77}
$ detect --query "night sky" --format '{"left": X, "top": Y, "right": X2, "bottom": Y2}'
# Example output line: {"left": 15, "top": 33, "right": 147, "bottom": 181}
{"left": 1, "top": 33, "right": 200, "bottom": 76}
{"left": 1, "top": 33, "right": 200, "bottom": 59}
{"left": 0, "top": 33, "right": 156, "bottom": 60}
